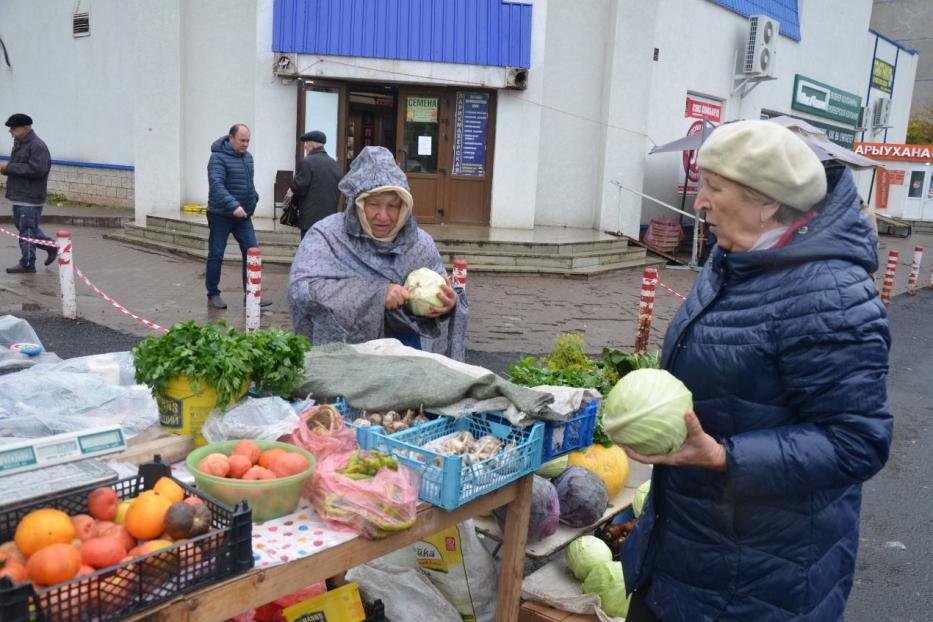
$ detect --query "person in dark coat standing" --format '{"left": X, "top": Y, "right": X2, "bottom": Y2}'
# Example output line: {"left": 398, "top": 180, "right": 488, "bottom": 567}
{"left": 205, "top": 123, "right": 271, "bottom": 309}
{"left": 287, "top": 130, "right": 341, "bottom": 239}
{"left": 1, "top": 114, "right": 57, "bottom": 273}
{"left": 619, "top": 121, "right": 892, "bottom": 622}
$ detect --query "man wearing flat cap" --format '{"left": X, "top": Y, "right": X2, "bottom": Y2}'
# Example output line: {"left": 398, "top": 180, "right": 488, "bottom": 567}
{"left": 288, "top": 130, "right": 341, "bottom": 239}
{"left": 1, "top": 114, "right": 56, "bottom": 273}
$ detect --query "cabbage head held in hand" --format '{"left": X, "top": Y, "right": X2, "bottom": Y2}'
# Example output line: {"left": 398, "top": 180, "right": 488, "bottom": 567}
{"left": 404, "top": 267, "right": 448, "bottom": 316}
{"left": 603, "top": 368, "right": 692, "bottom": 455}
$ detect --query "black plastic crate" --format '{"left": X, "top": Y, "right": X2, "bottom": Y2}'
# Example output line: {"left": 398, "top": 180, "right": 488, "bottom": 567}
{"left": 0, "top": 458, "right": 253, "bottom": 622}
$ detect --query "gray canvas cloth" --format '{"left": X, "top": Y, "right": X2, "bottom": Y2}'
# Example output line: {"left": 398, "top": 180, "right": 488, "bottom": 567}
{"left": 294, "top": 341, "right": 553, "bottom": 424}
{"left": 288, "top": 146, "right": 468, "bottom": 360}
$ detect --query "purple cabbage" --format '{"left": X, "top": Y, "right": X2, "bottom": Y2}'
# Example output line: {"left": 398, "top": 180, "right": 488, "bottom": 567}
{"left": 495, "top": 475, "right": 560, "bottom": 543}
{"left": 553, "top": 466, "right": 609, "bottom": 527}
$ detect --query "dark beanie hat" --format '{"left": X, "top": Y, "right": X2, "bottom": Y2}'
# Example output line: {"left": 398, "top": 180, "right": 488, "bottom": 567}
{"left": 5, "top": 113, "right": 33, "bottom": 127}
{"left": 300, "top": 130, "right": 326, "bottom": 144}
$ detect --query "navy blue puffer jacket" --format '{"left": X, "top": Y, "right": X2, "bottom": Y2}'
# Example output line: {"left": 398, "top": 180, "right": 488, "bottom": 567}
{"left": 207, "top": 136, "right": 259, "bottom": 216}
{"left": 621, "top": 166, "right": 892, "bottom": 621}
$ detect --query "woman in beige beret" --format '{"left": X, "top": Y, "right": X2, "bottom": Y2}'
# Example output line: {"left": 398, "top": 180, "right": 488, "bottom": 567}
{"left": 619, "top": 120, "right": 892, "bottom": 621}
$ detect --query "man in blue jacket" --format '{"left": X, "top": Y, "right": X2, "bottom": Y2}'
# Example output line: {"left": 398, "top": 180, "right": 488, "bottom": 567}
{"left": 1, "top": 113, "right": 57, "bottom": 273}
{"left": 205, "top": 123, "right": 271, "bottom": 309}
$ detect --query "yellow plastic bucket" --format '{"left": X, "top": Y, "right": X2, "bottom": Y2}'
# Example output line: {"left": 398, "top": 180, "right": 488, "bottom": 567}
{"left": 157, "top": 375, "right": 246, "bottom": 447}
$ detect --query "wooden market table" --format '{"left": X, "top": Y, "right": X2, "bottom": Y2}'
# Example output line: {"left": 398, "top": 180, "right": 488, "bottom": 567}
{"left": 125, "top": 475, "right": 535, "bottom": 622}
{"left": 474, "top": 461, "right": 651, "bottom": 561}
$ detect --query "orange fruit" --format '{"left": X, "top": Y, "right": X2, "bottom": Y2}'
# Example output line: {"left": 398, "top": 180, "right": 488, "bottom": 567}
{"left": 227, "top": 454, "right": 252, "bottom": 479}
{"left": 153, "top": 477, "right": 185, "bottom": 504}
{"left": 26, "top": 543, "right": 82, "bottom": 585}
{"left": 15, "top": 509, "right": 77, "bottom": 557}
{"left": 197, "top": 453, "right": 230, "bottom": 477}
{"left": 80, "top": 537, "right": 127, "bottom": 569}
{"left": 231, "top": 439, "right": 261, "bottom": 465}
{"left": 124, "top": 493, "right": 172, "bottom": 541}
{"left": 70, "top": 515, "right": 97, "bottom": 542}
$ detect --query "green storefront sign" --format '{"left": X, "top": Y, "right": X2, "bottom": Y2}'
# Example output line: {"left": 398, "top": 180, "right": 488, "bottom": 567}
{"left": 791, "top": 74, "right": 861, "bottom": 126}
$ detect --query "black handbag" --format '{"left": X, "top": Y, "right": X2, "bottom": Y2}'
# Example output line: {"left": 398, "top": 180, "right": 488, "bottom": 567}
{"left": 279, "top": 196, "right": 299, "bottom": 228}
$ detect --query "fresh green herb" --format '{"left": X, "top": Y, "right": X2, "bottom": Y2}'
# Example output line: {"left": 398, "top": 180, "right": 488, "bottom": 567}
{"left": 132, "top": 321, "right": 310, "bottom": 410}
{"left": 508, "top": 335, "right": 661, "bottom": 447}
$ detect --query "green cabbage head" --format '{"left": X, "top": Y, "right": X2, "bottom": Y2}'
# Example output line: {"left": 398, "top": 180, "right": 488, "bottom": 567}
{"left": 565, "top": 535, "right": 612, "bottom": 581}
{"left": 536, "top": 455, "right": 570, "bottom": 479}
{"left": 603, "top": 368, "right": 692, "bottom": 455}
{"left": 632, "top": 479, "right": 651, "bottom": 518}
{"left": 404, "top": 268, "right": 447, "bottom": 316}
{"left": 581, "top": 560, "right": 630, "bottom": 617}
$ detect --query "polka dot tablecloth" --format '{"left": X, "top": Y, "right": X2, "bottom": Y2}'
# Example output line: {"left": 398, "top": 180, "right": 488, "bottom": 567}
{"left": 170, "top": 462, "right": 357, "bottom": 569}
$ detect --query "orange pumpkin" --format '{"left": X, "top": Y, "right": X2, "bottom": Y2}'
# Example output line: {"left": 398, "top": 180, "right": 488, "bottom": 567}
{"left": 15, "top": 509, "right": 77, "bottom": 557}
{"left": 124, "top": 492, "right": 172, "bottom": 541}
{"left": 26, "top": 544, "right": 82, "bottom": 585}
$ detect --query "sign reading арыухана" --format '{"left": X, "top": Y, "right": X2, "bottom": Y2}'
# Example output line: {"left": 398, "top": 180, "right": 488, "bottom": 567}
{"left": 791, "top": 75, "right": 861, "bottom": 126}
{"left": 854, "top": 142, "right": 933, "bottom": 162}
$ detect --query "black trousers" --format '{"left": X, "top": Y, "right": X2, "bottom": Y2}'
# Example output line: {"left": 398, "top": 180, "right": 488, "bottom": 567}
{"left": 627, "top": 587, "right": 661, "bottom": 622}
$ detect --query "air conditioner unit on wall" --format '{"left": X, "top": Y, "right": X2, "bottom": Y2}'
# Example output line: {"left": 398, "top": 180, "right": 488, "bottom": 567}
{"left": 872, "top": 98, "right": 893, "bottom": 129}
{"left": 742, "top": 15, "right": 778, "bottom": 76}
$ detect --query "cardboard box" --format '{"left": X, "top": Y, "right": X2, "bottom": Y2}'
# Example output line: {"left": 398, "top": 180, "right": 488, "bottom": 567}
{"left": 519, "top": 600, "right": 599, "bottom": 622}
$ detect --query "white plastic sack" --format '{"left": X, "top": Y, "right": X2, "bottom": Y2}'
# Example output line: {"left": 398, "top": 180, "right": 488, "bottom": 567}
{"left": 27, "top": 351, "right": 136, "bottom": 385}
{"left": 0, "top": 315, "right": 62, "bottom": 372}
{"left": 0, "top": 370, "right": 158, "bottom": 444}
{"left": 346, "top": 557, "right": 462, "bottom": 622}
{"left": 201, "top": 396, "right": 303, "bottom": 443}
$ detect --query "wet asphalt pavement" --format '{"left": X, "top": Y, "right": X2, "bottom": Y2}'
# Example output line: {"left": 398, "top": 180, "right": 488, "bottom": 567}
{"left": 4, "top": 289, "right": 933, "bottom": 621}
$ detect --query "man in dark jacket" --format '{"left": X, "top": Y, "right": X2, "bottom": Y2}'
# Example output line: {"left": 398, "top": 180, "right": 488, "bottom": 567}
{"left": 1, "top": 114, "right": 57, "bottom": 273}
{"left": 288, "top": 130, "right": 341, "bottom": 239}
{"left": 205, "top": 123, "right": 270, "bottom": 309}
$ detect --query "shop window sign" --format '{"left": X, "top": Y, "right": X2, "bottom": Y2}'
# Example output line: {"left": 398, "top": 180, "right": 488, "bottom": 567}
{"left": 791, "top": 75, "right": 861, "bottom": 126}
{"left": 406, "top": 97, "right": 438, "bottom": 123}
{"left": 452, "top": 92, "right": 490, "bottom": 177}
{"left": 872, "top": 59, "right": 894, "bottom": 94}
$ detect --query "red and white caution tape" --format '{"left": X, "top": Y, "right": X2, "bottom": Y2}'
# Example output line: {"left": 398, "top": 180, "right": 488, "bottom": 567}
{"left": 880, "top": 249, "right": 899, "bottom": 305}
{"left": 72, "top": 263, "right": 168, "bottom": 333}
{"left": 650, "top": 278, "right": 687, "bottom": 301}
{"left": 634, "top": 267, "right": 658, "bottom": 354}
{"left": 0, "top": 225, "right": 57, "bottom": 248}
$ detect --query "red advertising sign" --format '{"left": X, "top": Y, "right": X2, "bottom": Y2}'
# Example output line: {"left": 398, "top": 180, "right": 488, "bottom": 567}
{"left": 887, "top": 169, "right": 905, "bottom": 185}
{"left": 685, "top": 97, "right": 722, "bottom": 122}
{"left": 877, "top": 168, "right": 890, "bottom": 210}
{"left": 854, "top": 142, "right": 933, "bottom": 162}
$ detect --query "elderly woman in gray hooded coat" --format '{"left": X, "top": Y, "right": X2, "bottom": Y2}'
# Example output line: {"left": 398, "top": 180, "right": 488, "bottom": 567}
{"left": 288, "top": 146, "right": 468, "bottom": 360}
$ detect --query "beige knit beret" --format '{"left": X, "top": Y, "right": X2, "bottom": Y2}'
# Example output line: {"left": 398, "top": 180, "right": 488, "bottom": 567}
{"left": 697, "top": 120, "right": 827, "bottom": 211}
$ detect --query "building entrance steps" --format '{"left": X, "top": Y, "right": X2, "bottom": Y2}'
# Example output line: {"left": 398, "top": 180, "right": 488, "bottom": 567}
{"left": 104, "top": 213, "right": 665, "bottom": 277}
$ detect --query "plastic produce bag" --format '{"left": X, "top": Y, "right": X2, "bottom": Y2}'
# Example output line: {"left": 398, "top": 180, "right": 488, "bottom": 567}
{"left": 0, "top": 315, "right": 61, "bottom": 372}
{"left": 201, "top": 396, "right": 302, "bottom": 443}
{"left": 309, "top": 449, "right": 419, "bottom": 539}
{"left": 347, "top": 557, "right": 462, "bottom": 622}
{"left": 0, "top": 370, "right": 158, "bottom": 443}
{"left": 283, "top": 403, "right": 357, "bottom": 460}
{"left": 27, "top": 351, "right": 137, "bottom": 385}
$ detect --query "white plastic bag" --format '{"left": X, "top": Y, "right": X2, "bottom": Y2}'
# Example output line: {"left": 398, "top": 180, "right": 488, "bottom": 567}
{"left": 201, "top": 396, "right": 302, "bottom": 443}
{"left": 27, "top": 351, "right": 136, "bottom": 385}
{"left": 0, "top": 371, "right": 158, "bottom": 443}
{"left": 346, "top": 557, "right": 462, "bottom": 622}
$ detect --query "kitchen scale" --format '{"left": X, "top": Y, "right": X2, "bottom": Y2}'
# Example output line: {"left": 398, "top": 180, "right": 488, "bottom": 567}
{"left": 0, "top": 426, "right": 127, "bottom": 507}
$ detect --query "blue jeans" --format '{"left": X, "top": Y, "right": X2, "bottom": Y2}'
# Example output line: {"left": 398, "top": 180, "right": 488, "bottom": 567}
{"left": 12, "top": 204, "right": 53, "bottom": 268}
{"left": 205, "top": 213, "right": 257, "bottom": 297}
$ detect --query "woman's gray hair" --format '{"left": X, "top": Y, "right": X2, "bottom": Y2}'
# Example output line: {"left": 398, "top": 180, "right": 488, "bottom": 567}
{"left": 739, "top": 184, "right": 805, "bottom": 225}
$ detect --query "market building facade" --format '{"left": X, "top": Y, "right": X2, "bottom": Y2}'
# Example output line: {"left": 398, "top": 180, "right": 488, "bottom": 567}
{"left": 0, "top": 0, "right": 919, "bottom": 237}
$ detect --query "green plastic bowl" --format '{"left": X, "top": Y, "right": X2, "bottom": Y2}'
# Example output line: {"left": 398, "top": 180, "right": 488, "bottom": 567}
{"left": 186, "top": 440, "right": 316, "bottom": 522}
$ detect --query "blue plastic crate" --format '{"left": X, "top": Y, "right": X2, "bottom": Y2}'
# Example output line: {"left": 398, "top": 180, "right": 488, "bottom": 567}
{"left": 541, "top": 398, "right": 599, "bottom": 462}
{"left": 369, "top": 412, "right": 544, "bottom": 511}
{"left": 334, "top": 398, "right": 433, "bottom": 450}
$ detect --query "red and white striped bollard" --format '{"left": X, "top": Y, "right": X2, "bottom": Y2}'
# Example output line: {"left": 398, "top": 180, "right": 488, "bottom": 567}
{"left": 634, "top": 267, "right": 657, "bottom": 354}
{"left": 907, "top": 245, "right": 923, "bottom": 296}
{"left": 57, "top": 230, "right": 76, "bottom": 319}
{"left": 245, "top": 247, "right": 262, "bottom": 331}
{"left": 880, "top": 249, "right": 899, "bottom": 304}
